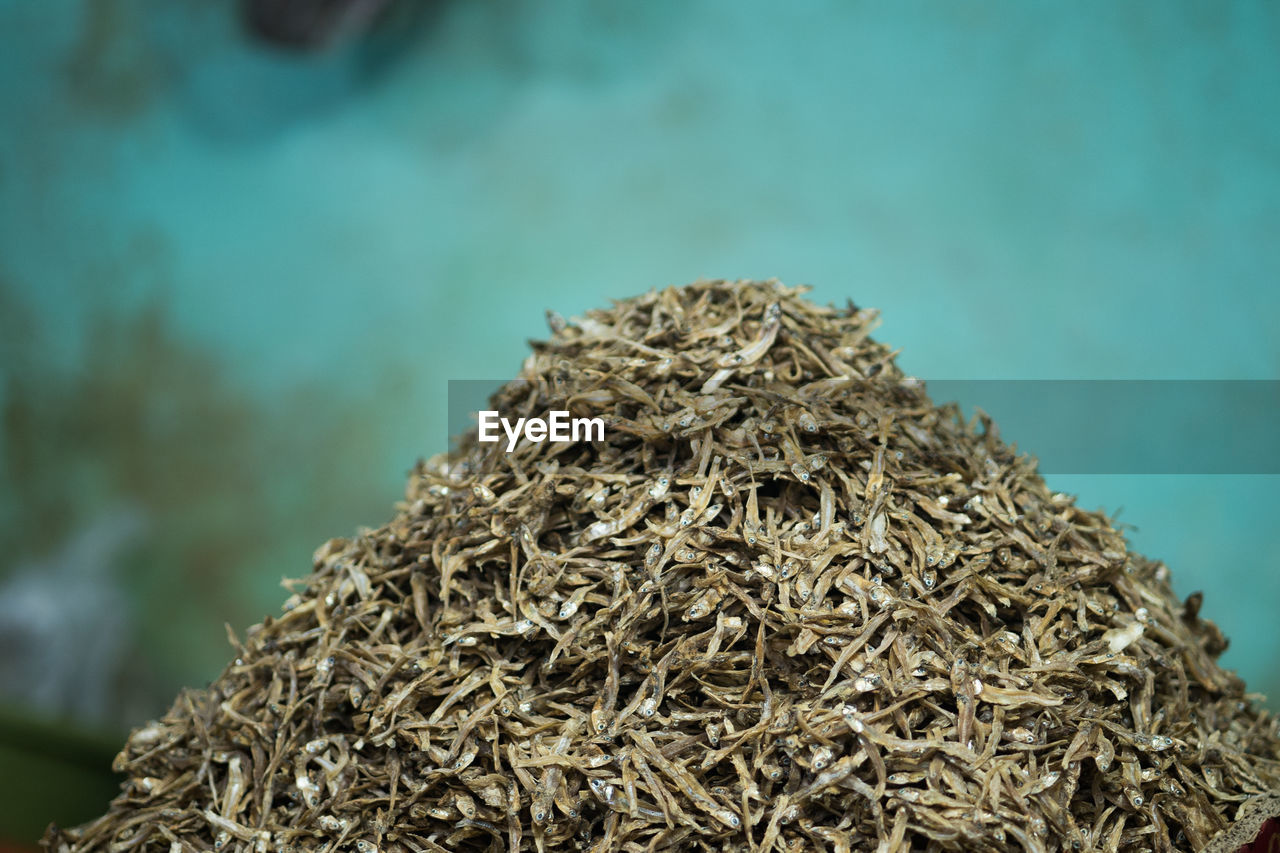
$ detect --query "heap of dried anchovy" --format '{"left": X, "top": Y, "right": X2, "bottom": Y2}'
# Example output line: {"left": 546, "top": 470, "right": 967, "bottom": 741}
{"left": 48, "top": 280, "right": 1280, "bottom": 853}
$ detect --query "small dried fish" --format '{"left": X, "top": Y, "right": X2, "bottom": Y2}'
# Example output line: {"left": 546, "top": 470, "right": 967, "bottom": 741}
{"left": 49, "top": 280, "right": 1280, "bottom": 853}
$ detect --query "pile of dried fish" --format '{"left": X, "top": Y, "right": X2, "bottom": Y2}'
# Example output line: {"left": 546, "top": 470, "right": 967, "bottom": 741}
{"left": 48, "top": 280, "right": 1280, "bottom": 852}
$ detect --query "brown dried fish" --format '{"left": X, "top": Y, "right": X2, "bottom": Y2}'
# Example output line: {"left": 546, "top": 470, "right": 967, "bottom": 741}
{"left": 45, "top": 280, "right": 1280, "bottom": 853}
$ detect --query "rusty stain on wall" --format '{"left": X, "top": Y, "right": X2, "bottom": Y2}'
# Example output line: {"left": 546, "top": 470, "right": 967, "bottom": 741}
{"left": 63, "top": 1, "right": 170, "bottom": 121}
{"left": 0, "top": 275, "right": 398, "bottom": 729}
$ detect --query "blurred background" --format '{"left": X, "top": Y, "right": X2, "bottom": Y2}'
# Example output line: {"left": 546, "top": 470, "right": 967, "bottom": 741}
{"left": 0, "top": 0, "right": 1277, "bottom": 844}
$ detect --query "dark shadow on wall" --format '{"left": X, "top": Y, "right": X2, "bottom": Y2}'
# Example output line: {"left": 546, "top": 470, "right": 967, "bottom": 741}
{"left": 51, "top": 0, "right": 689, "bottom": 148}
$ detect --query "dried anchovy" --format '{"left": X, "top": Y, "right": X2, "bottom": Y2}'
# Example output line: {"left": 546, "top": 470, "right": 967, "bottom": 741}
{"left": 46, "top": 280, "right": 1280, "bottom": 853}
